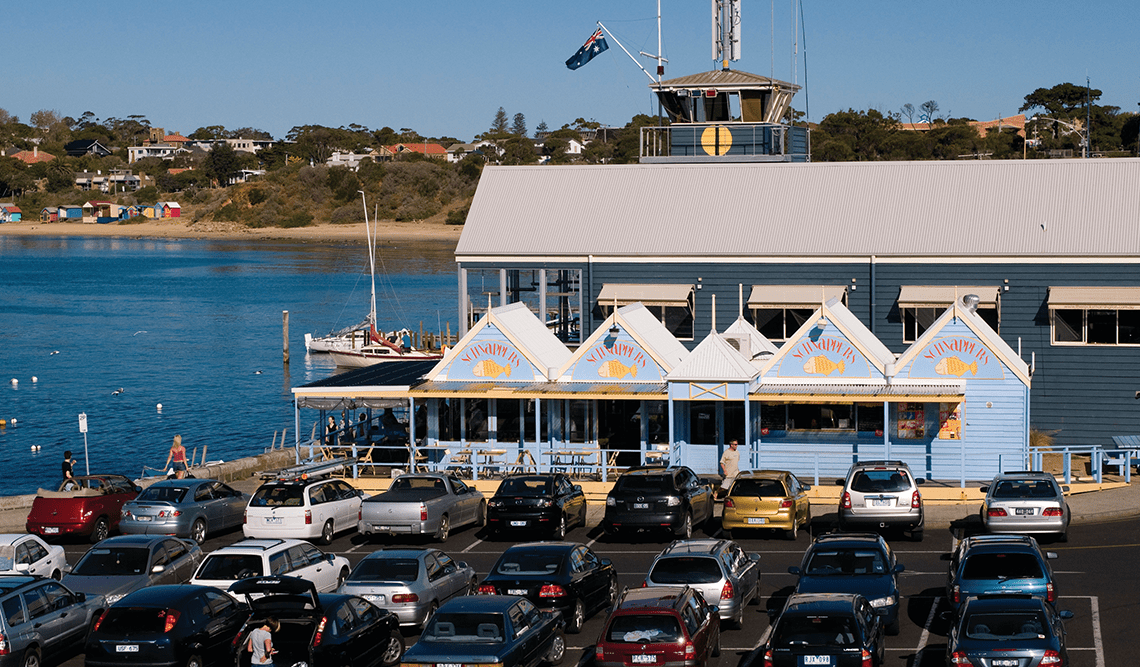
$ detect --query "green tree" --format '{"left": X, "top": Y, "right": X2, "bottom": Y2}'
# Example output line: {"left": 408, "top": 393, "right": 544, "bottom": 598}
{"left": 190, "top": 125, "right": 228, "bottom": 140}
{"left": 490, "top": 108, "right": 509, "bottom": 135}
{"left": 1020, "top": 82, "right": 1101, "bottom": 118}
{"left": 919, "top": 100, "right": 940, "bottom": 123}
{"left": 499, "top": 136, "right": 537, "bottom": 165}
{"left": 534, "top": 120, "right": 549, "bottom": 138}
{"left": 203, "top": 143, "right": 241, "bottom": 186}
{"left": 511, "top": 113, "right": 527, "bottom": 137}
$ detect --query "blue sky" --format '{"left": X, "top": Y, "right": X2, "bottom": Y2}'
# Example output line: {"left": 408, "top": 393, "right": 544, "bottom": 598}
{"left": 7, "top": 1, "right": 1138, "bottom": 142}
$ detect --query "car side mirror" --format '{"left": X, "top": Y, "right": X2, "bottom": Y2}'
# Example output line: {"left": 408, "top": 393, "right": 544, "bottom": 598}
{"left": 573, "top": 485, "right": 582, "bottom": 493}
{"left": 787, "top": 566, "right": 801, "bottom": 575}
{"left": 74, "top": 592, "right": 86, "bottom": 603}
{"left": 135, "top": 486, "right": 143, "bottom": 492}
{"left": 327, "top": 554, "right": 336, "bottom": 563}
{"left": 600, "top": 558, "right": 612, "bottom": 567}
{"left": 834, "top": 479, "right": 845, "bottom": 485}
{"left": 766, "top": 608, "right": 779, "bottom": 620}
{"left": 1061, "top": 485, "right": 1070, "bottom": 493}
{"left": 980, "top": 485, "right": 990, "bottom": 493}
{"left": 1059, "top": 610, "right": 1074, "bottom": 620}
{"left": 749, "top": 553, "right": 761, "bottom": 562}
{"left": 14, "top": 563, "right": 29, "bottom": 573}
{"left": 893, "top": 564, "right": 905, "bottom": 574}
{"left": 358, "top": 490, "right": 367, "bottom": 498}
{"left": 151, "top": 564, "right": 166, "bottom": 574}
{"left": 1046, "top": 552, "right": 1058, "bottom": 560}
{"left": 802, "top": 484, "right": 812, "bottom": 491}
{"left": 915, "top": 478, "right": 925, "bottom": 485}
{"left": 458, "top": 561, "right": 470, "bottom": 570}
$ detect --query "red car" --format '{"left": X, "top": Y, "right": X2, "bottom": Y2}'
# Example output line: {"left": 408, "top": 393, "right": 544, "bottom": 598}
{"left": 595, "top": 585, "right": 721, "bottom": 667}
{"left": 26, "top": 474, "right": 141, "bottom": 542}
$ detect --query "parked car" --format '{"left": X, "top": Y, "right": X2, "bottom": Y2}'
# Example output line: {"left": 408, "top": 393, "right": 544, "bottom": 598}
{"left": 401, "top": 595, "right": 565, "bottom": 667}
{"left": 84, "top": 585, "right": 249, "bottom": 667}
{"left": 788, "top": 532, "right": 905, "bottom": 634}
{"left": 120, "top": 479, "right": 249, "bottom": 544}
{"left": 338, "top": 548, "right": 476, "bottom": 629}
{"left": 721, "top": 470, "right": 812, "bottom": 540}
{"left": 835, "top": 460, "right": 925, "bottom": 540}
{"left": 602, "top": 466, "right": 715, "bottom": 539}
{"left": 190, "top": 538, "right": 350, "bottom": 593}
{"left": 643, "top": 539, "right": 760, "bottom": 628}
{"left": 594, "top": 585, "right": 721, "bottom": 667}
{"left": 358, "top": 473, "right": 485, "bottom": 543}
{"left": 230, "top": 576, "right": 403, "bottom": 667}
{"left": 980, "top": 471, "right": 1070, "bottom": 541}
{"left": 946, "top": 534, "right": 1058, "bottom": 613}
{"left": 0, "top": 534, "right": 67, "bottom": 579}
{"left": 487, "top": 474, "right": 587, "bottom": 539}
{"left": 477, "top": 541, "right": 618, "bottom": 634}
{"left": 0, "top": 575, "right": 105, "bottom": 667}
{"left": 947, "top": 594, "right": 1073, "bottom": 667}
{"left": 244, "top": 474, "right": 365, "bottom": 544}
{"left": 747, "top": 593, "right": 886, "bottom": 667}
{"left": 26, "top": 474, "right": 141, "bottom": 543}
{"left": 63, "top": 535, "right": 203, "bottom": 606}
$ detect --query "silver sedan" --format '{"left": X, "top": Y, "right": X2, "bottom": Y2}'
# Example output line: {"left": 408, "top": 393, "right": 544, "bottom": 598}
{"left": 981, "top": 471, "right": 1070, "bottom": 541}
{"left": 338, "top": 547, "right": 476, "bottom": 629}
{"left": 62, "top": 534, "right": 203, "bottom": 606}
{"left": 121, "top": 479, "right": 249, "bottom": 544}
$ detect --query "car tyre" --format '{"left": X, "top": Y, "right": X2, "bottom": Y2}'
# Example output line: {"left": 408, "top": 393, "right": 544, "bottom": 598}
{"left": 567, "top": 599, "right": 585, "bottom": 634}
{"left": 786, "top": 517, "right": 799, "bottom": 540}
{"left": 553, "top": 514, "right": 566, "bottom": 540}
{"left": 436, "top": 515, "right": 450, "bottom": 543}
{"left": 476, "top": 501, "right": 486, "bottom": 527}
{"left": 379, "top": 631, "right": 405, "bottom": 666}
{"left": 910, "top": 529, "right": 924, "bottom": 543}
{"left": 1058, "top": 531, "right": 1068, "bottom": 543}
{"left": 887, "top": 617, "right": 900, "bottom": 636}
{"left": 190, "top": 518, "right": 208, "bottom": 545}
{"left": 608, "top": 576, "right": 620, "bottom": 607}
{"left": 578, "top": 504, "right": 587, "bottom": 529}
{"left": 711, "top": 629, "right": 721, "bottom": 657}
{"left": 50, "top": 569, "right": 61, "bottom": 581}
{"left": 336, "top": 567, "right": 348, "bottom": 590}
{"left": 90, "top": 517, "right": 109, "bottom": 543}
{"left": 185, "top": 655, "right": 203, "bottom": 667}
{"left": 675, "top": 512, "right": 693, "bottom": 539}
{"left": 320, "top": 520, "right": 335, "bottom": 545}
{"left": 545, "top": 629, "right": 566, "bottom": 666}
{"left": 424, "top": 601, "right": 439, "bottom": 627}
{"left": 21, "top": 647, "right": 40, "bottom": 667}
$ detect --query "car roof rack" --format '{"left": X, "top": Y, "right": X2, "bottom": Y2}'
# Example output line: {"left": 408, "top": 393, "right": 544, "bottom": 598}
{"left": 260, "top": 457, "right": 356, "bottom": 481}
{"left": 854, "top": 460, "right": 907, "bottom": 467}
{"left": 962, "top": 534, "right": 1036, "bottom": 548}
{"left": 232, "top": 538, "right": 287, "bottom": 550}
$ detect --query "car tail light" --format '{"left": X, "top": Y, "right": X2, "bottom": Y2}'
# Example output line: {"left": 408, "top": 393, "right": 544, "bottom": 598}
{"left": 762, "top": 649, "right": 773, "bottom": 667}
{"left": 305, "top": 509, "right": 312, "bottom": 525}
{"left": 477, "top": 584, "right": 498, "bottom": 595}
{"left": 841, "top": 492, "right": 851, "bottom": 509}
{"left": 641, "top": 580, "right": 647, "bottom": 587}
{"left": 244, "top": 509, "right": 248, "bottom": 523}
{"left": 720, "top": 580, "right": 734, "bottom": 600}
{"left": 359, "top": 509, "right": 362, "bottom": 521}
{"left": 683, "top": 642, "right": 695, "bottom": 659}
{"left": 949, "top": 650, "right": 970, "bottom": 665}
{"left": 420, "top": 503, "right": 428, "bottom": 521}
{"left": 1046, "top": 582, "right": 1055, "bottom": 602}
{"left": 951, "top": 585, "right": 960, "bottom": 604}
{"left": 723, "top": 498, "right": 734, "bottom": 509}
{"left": 93, "top": 609, "right": 108, "bottom": 633}
{"left": 1040, "top": 649, "right": 1062, "bottom": 665}
{"left": 392, "top": 593, "right": 419, "bottom": 603}
{"left": 911, "top": 490, "right": 921, "bottom": 509}
{"left": 313, "top": 616, "right": 327, "bottom": 647}
{"left": 162, "top": 609, "right": 180, "bottom": 633}
{"left": 988, "top": 508, "right": 1008, "bottom": 517}
{"left": 539, "top": 584, "right": 567, "bottom": 598}
{"left": 1043, "top": 508, "right": 1064, "bottom": 516}
{"left": 666, "top": 496, "right": 681, "bottom": 507}
{"left": 158, "top": 510, "right": 182, "bottom": 518}
{"left": 861, "top": 649, "right": 873, "bottom": 667}
{"left": 779, "top": 499, "right": 793, "bottom": 509}
{"left": 0, "top": 632, "right": 9, "bottom": 656}
{"left": 595, "top": 644, "right": 605, "bottom": 660}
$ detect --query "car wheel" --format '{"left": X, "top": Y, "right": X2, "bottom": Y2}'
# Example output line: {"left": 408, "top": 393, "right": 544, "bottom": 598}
{"left": 380, "top": 631, "right": 405, "bottom": 666}
{"left": 185, "top": 655, "right": 203, "bottom": 667}
{"left": 553, "top": 514, "right": 566, "bottom": 540}
{"left": 910, "top": 529, "right": 924, "bottom": 543}
{"left": 50, "top": 569, "right": 61, "bottom": 581}
{"left": 336, "top": 567, "right": 348, "bottom": 590}
{"left": 675, "top": 512, "right": 692, "bottom": 539}
{"left": 887, "top": 617, "right": 900, "bottom": 636}
{"left": 424, "top": 601, "right": 439, "bottom": 627}
{"left": 436, "top": 515, "right": 450, "bottom": 543}
{"left": 567, "top": 599, "right": 585, "bottom": 634}
{"left": 21, "top": 647, "right": 40, "bottom": 667}
{"left": 578, "top": 504, "right": 587, "bottom": 529}
{"left": 320, "top": 520, "right": 335, "bottom": 545}
{"left": 608, "top": 577, "right": 620, "bottom": 606}
{"left": 476, "top": 501, "right": 486, "bottom": 527}
{"left": 190, "top": 518, "right": 208, "bottom": 545}
{"left": 786, "top": 517, "right": 799, "bottom": 540}
{"left": 711, "top": 629, "right": 721, "bottom": 657}
{"left": 90, "top": 517, "right": 109, "bottom": 543}
{"left": 467, "top": 577, "right": 478, "bottom": 595}
{"left": 545, "top": 629, "right": 566, "bottom": 666}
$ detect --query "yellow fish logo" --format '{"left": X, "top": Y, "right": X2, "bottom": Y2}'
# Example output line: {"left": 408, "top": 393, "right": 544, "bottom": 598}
{"left": 803, "top": 355, "right": 845, "bottom": 375}
{"left": 935, "top": 356, "right": 978, "bottom": 377}
{"left": 471, "top": 359, "right": 512, "bottom": 378}
{"left": 597, "top": 360, "right": 637, "bottom": 379}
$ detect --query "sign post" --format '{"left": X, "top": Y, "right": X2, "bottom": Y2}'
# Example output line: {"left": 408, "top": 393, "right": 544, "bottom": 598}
{"left": 78, "top": 413, "right": 90, "bottom": 475}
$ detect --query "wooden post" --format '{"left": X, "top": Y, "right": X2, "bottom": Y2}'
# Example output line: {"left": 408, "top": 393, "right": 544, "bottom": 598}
{"left": 419, "top": 321, "right": 424, "bottom": 350}
{"left": 283, "top": 310, "right": 290, "bottom": 364}
{"left": 446, "top": 322, "right": 451, "bottom": 346}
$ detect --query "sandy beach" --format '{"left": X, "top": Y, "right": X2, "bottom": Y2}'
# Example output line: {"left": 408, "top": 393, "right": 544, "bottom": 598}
{"left": 0, "top": 218, "right": 463, "bottom": 245}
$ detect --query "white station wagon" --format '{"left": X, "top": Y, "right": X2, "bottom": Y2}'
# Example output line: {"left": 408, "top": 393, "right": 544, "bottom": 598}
{"left": 244, "top": 476, "right": 366, "bottom": 544}
{"left": 190, "top": 538, "right": 350, "bottom": 593}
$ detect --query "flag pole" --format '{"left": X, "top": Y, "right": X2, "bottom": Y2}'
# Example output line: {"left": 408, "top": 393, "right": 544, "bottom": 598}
{"left": 597, "top": 22, "right": 658, "bottom": 84}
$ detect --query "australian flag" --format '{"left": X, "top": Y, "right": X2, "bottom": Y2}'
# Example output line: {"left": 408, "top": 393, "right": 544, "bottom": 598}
{"left": 565, "top": 27, "right": 608, "bottom": 70}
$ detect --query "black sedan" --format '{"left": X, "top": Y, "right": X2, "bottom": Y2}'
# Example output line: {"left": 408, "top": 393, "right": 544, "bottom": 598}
{"left": 744, "top": 593, "right": 886, "bottom": 667}
{"left": 788, "top": 532, "right": 905, "bottom": 634}
{"left": 477, "top": 542, "right": 618, "bottom": 634}
{"left": 487, "top": 474, "right": 587, "bottom": 539}
{"left": 602, "top": 466, "right": 715, "bottom": 539}
{"left": 947, "top": 594, "right": 1073, "bottom": 667}
{"left": 402, "top": 595, "right": 565, "bottom": 667}
{"left": 230, "top": 575, "right": 403, "bottom": 667}
{"left": 84, "top": 584, "right": 249, "bottom": 667}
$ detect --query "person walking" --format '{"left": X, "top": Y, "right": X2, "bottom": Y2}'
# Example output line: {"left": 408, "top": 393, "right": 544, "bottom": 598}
{"left": 246, "top": 616, "right": 280, "bottom": 666}
{"left": 164, "top": 435, "right": 188, "bottom": 479}
{"left": 719, "top": 440, "right": 740, "bottom": 498}
{"left": 61, "top": 450, "right": 76, "bottom": 480}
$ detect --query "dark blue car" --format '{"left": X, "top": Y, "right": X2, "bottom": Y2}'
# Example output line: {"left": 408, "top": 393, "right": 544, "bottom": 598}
{"left": 946, "top": 534, "right": 1058, "bottom": 613}
{"left": 402, "top": 595, "right": 565, "bottom": 667}
{"left": 947, "top": 594, "right": 1073, "bottom": 666}
{"left": 788, "top": 532, "right": 904, "bottom": 635}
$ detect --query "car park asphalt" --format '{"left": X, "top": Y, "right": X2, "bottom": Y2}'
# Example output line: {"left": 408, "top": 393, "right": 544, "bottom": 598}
{"left": 17, "top": 476, "right": 1140, "bottom": 667}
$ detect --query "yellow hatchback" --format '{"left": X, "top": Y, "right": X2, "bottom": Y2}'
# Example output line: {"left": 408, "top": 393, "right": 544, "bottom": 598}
{"left": 721, "top": 471, "right": 812, "bottom": 540}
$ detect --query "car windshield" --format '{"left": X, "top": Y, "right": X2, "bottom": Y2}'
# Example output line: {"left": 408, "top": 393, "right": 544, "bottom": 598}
{"left": 74, "top": 547, "right": 149, "bottom": 576}
{"left": 773, "top": 614, "right": 859, "bottom": 648}
{"left": 98, "top": 607, "right": 173, "bottom": 634}
{"left": 0, "top": 546, "right": 16, "bottom": 571}
{"left": 350, "top": 558, "right": 419, "bottom": 582}
{"left": 606, "top": 614, "right": 684, "bottom": 643}
{"left": 729, "top": 479, "right": 787, "bottom": 497}
{"left": 992, "top": 480, "right": 1058, "bottom": 499}
{"left": 648, "top": 557, "right": 722, "bottom": 584}
{"left": 497, "top": 477, "right": 552, "bottom": 496}
{"left": 804, "top": 549, "right": 887, "bottom": 576}
{"left": 495, "top": 552, "right": 563, "bottom": 576}
{"left": 850, "top": 470, "right": 911, "bottom": 493}
{"left": 250, "top": 485, "right": 305, "bottom": 507}
{"left": 196, "top": 554, "right": 262, "bottom": 580}
{"left": 964, "top": 611, "right": 1048, "bottom": 641}
{"left": 423, "top": 613, "right": 504, "bottom": 642}
{"left": 392, "top": 477, "right": 447, "bottom": 492}
{"left": 962, "top": 553, "right": 1044, "bottom": 580}
{"left": 135, "top": 486, "right": 189, "bottom": 503}
{"left": 614, "top": 475, "right": 674, "bottom": 494}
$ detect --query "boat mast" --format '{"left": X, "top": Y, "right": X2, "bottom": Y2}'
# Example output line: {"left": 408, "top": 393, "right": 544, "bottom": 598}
{"left": 359, "top": 191, "right": 378, "bottom": 331}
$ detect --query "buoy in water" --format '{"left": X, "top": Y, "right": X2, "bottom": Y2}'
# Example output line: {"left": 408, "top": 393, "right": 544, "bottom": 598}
{"left": 30, "top": 445, "right": 39, "bottom": 451}
{"left": 9, "top": 418, "right": 14, "bottom": 424}
{"left": 31, "top": 377, "right": 37, "bottom": 383}
{"left": 156, "top": 403, "right": 163, "bottom": 411}
{"left": 9, "top": 379, "right": 15, "bottom": 386}
{"left": 0, "top": 419, "right": 6, "bottom": 426}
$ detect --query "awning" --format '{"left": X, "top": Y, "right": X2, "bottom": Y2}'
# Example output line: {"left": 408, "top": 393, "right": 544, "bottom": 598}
{"left": 751, "top": 382, "right": 965, "bottom": 403}
{"left": 409, "top": 381, "right": 528, "bottom": 398}
{"left": 748, "top": 285, "right": 846, "bottom": 309}
{"left": 1047, "top": 286, "right": 1140, "bottom": 309}
{"left": 597, "top": 283, "right": 693, "bottom": 308}
{"left": 898, "top": 285, "right": 999, "bottom": 308}
{"left": 292, "top": 360, "right": 436, "bottom": 409}
{"left": 410, "top": 380, "right": 667, "bottom": 399}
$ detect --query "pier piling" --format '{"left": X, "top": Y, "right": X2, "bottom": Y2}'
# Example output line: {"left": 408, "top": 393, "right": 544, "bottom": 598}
{"left": 282, "top": 310, "right": 290, "bottom": 364}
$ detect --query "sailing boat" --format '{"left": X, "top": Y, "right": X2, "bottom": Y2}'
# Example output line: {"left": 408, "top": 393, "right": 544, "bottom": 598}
{"left": 323, "top": 193, "right": 443, "bottom": 367}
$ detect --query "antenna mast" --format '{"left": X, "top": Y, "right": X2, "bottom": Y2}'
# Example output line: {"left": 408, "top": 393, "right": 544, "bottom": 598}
{"left": 712, "top": 0, "right": 741, "bottom": 70}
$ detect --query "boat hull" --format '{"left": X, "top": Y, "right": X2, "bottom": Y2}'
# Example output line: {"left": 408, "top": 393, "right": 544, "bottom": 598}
{"left": 328, "top": 348, "right": 443, "bottom": 367}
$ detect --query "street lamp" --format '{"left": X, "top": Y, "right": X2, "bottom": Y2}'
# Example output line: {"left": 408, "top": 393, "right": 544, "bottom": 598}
{"left": 1030, "top": 115, "right": 1088, "bottom": 158}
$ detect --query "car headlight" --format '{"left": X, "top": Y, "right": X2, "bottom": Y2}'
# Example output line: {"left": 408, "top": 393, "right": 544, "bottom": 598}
{"left": 869, "top": 595, "right": 897, "bottom": 608}
{"left": 665, "top": 496, "right": 681, "bottom": 507}
{"left": 106, "top": 594, "right": 126, "bottom": 605}
{"left": 488, "top": 500, "right": 502, "bottom": 508}
{"left": 606, "top": 497, "right": 615, "bottom": 506}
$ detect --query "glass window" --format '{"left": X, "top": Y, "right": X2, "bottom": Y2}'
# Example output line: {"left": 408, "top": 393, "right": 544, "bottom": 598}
{"left": 1087, "top": 310, "right": 1117, "bottom": 344}
{"left": 350, "top": 557, "right": 419, "bottom": 583}
{"left": 760, "top": 404, "right": 787, "bottom": 431}
{"left": 1121, "top": 310, "right": 1140, "bottom": 344}
{"left": 856, "top": 404, "right": 884, "bottom": 433}
{"left": 204, "top": 590, "right": 236, "bottom": 617}
{"left": 754, "top": 308, "right": 813, "bottom": 341}
{"left": 1052, "top": 308, "right": 1140, "bottom": 345}
{"left": 1052, "top": 309, "right": 1083, "bottom": 342}
{"left": 648, "top": 557, "right": 723, "bottom": 584}
{"left": 300, "top": 544, "right": 325, "bottom": 565}
{"left": 2, "top": 596, "right": 25, "bottom": 626}
{"left": 197, "top": 554, "right": 262, "bottom": 580}
{"left": 351, "top": 597, "right": 378, "bottom": 622}
{"left": 22, "top": 588, "right": 49, "bottom": 620}
{"left": 269, "top": 551, "right": 291, "bottom": 576}
{"left": 606, "top": 614, "right": 683, "bottom": 643}
{"left": 788, "top": 404, "right": 853, "bottom": 430}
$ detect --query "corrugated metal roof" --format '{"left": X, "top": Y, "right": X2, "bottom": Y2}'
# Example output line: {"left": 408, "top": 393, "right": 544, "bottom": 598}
{"left": 656, "top": 69, "right": 800, "bottom": 90}
{"left": 668, "top": 332, "right": 759, "bottom": 382}
{"left": 1047, "top": 286, "right": 1140, "bottom": 308}
{"left": 722, "top": 316, "right": 780, "bottom": 357}
{"left": 824, "top": 298, "right": 897, "bottom": 368}
{"left": 617, "top": 304, "right": 691, "bottom": 370}
{"left": 456, "top": 160, "right": 1140, "bottom": 258}
{"left": 898, "top": 286, "right": 1000, "bottom": 308}
{"left": 748, "top": 285, "right": 847, "bottom": 308}
{"left": 493, "top": 302, "right": 573, "bottom": 371}
{"left": 409, "top": 380, "right": 665, "bottom": 398}
{"left": 598, "top": 283, "right": 693, "bottom": 307}
{"left": 295, "top": 360, "right": 436, "bottom": 390}
{"left": 752, "top": 381, "right": 964, "bottom": 401}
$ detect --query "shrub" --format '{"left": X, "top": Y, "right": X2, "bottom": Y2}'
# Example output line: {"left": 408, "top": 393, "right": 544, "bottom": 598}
{"left": 446, "top": 205, "right": 469, "bottom": 225}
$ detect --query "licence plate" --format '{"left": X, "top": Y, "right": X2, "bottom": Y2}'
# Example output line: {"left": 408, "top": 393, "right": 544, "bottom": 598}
{"left": 802, "top": 656, "right": 830, "bottom": 665}
{"left": 375, "top": 525, "right": 391, "bottom": 531}
{"left": 508, "top": 588, "right": 528, "bottom": 595}
{"left": 872, "top": 498, "right": 892, "bottom": 507}
{"left": 510, "top": 520, "right": 527, "bottom": 527}
{"left": 436, "top": 663, "right": 463, "bottom": 667}
{"left": 43, "top": 527, "right": 59, "bottom": 534}
{"left": 363, "top": 594, "right": 386, "bottom": 604}
{"left": 136, "top": 515, "right": 152, "bottom": 522}
{"left": 266, "top": 517, "right": 282, "bottom": 524}
{"left": 747, "top": 517, "right": 768, "bottom": 524}
{"left": 115, "top": 645, "right": 139, "bottom": 653}
{"left": 631, "top": 655, "right": 656, "bottom": 664}
{"left": 1015, "top": 507, "right": 1034, "bottom": 515}
{"left": 633, "top": 503, "right": 649, "bottom": 509}
{"left": 991, "top": 660, "right": 1018, "bottom": 667}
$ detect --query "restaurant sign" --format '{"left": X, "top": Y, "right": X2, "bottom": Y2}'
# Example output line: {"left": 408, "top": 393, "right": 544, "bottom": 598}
{"left": 777, "top": 334, "right": 871, "bottom": 378}
{"left": 445, "top": 334, "right": 536, "bottom": 382}
{"left": 572, "top": 336, "right": 662, "bottom": 382}
{"left": 906, "top": 336, "right": 1004, "bottom": 380}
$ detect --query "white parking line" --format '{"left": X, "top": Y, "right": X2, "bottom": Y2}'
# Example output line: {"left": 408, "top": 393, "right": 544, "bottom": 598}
{"left": 913, "top": 595, "right": 941, "bottom": 661}
{"left": 461, "top": 538, "right": 484, "bottom": 553}
{"left": 1088, "top": 595, "right": 1105, "bottom": 667}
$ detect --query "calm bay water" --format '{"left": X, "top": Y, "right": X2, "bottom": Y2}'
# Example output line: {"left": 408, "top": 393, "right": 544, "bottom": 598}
{"left": 0, "top": 235, "right": 457, "bottom": 495}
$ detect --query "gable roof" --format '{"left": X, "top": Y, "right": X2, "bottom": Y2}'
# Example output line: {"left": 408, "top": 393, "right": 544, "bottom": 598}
{"left": 426, "top": 302, "right": 570, "bottom": 381}
{"left": 386, "top": 143, "right": 447, "bottom": 156}
{"left": 560, "top": 304, "right": 685, "bottom": 382}
{"left": 761, "top": 298, "right": 895, "bottom": 379}
{"left": 894, "top": 300, "right": 1030, "bottom": 386}
{"left": 667, "top": 331, "right": 759, "bottom": 382}
{"left": 9, "top": 149, "right": 55, "bottom": 164}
